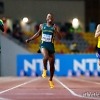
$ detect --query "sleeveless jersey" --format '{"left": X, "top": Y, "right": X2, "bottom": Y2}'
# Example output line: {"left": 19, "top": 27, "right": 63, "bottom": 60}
{"left": 97, "top": 36, "right": 100, "bottom": 48}
{"left": 40, "top": 23, "right": 55, "bottom": 53}
{"left": 41, "top": 23, "right": 54, "bottom": 43}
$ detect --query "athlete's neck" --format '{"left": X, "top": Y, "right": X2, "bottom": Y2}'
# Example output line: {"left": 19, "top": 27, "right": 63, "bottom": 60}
{"left": 47, "top": 23, "right": 53, "bottom": 27}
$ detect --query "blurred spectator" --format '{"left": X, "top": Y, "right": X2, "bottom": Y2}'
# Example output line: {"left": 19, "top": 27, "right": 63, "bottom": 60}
{"left": 85, "top": 45, "right": 95, "bottom": 53}
{"left": 89, "top": 20, "right": 96, "bottom": 33}
{"left": 30, "top": 22, "right": 39, "bottom": 33}
{"left": 69, "top": 42, "right": 79, "bottom": 53}
{"left": 60, "top": 22, "right": 73, "bottom": 40}
{"left": 12, "top": 21, "right": 24, "bottom": 43}
{"left": 2, "top": 17, "right": 11, "bottom": 34}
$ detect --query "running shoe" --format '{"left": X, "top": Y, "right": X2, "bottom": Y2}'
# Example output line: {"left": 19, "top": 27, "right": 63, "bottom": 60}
{"left": 42, "top": 69, "right": 47, "bottom": 78}
{"left": 49, "top": 80, "right": 54, "bottom": 88}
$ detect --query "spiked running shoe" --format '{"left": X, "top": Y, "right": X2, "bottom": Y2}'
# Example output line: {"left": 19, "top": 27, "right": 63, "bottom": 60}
{"left": 49, "top": 80, "right": 54, "bottom": 89}
{"left": 42, "top": 69, "right": 47, "bottom": 78}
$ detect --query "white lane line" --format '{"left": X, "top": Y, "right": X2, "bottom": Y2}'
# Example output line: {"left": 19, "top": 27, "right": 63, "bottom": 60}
{"left": 55, "top": 78, "right": 99, "bottom": 100}
{"left": 0, "top": 77, "right": 31, "bottom": 83}
{"left": 69, "top": 77, "right": 100, "bottom": 85}
{"left": 0, "top": 97, "right": 11, "bottom": 100}
{"left": 0, "top": 77, "right": 40, "bottom": 94}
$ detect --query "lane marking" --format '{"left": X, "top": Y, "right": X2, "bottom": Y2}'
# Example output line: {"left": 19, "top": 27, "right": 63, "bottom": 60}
{"left": 69, "top": 77, "right": 100, "bottom": 85}
{"left": 0, "top": 77, "right": 31, "bottom": 83}
{"left": 55, "top": 78, "right": 100, "bottom": 100}
{"left": 0, "top": 97, "right": 11, "bottom": 100}
{"left": 0, "top": 77, "right": 40, "bottom": 94}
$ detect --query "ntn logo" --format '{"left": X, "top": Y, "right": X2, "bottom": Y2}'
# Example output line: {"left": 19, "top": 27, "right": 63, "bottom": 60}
{"left": 24, "top": 59, "right": 60, "bottom": 72}
{"left": 74, "top": 59, "right": 99, "bottom": 72}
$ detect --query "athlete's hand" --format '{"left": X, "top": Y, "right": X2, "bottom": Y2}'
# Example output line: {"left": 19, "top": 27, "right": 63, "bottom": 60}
{"left": 25, "top": 39, "right": 31, "bottom": 43}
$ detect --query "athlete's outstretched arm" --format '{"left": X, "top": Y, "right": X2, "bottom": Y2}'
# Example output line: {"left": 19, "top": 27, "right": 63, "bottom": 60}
{"left": 54, "top": 25, "right": 61, "bottom": 40}
{"left": 26, "top": 24, "right": 42, "bottom": 43}
{"left": 95, "top": 24, "right": 100, "bottom": 38}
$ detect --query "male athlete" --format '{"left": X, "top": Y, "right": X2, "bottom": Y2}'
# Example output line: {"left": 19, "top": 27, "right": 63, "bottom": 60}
{"left": 95, "top": 24, "right": 100, "bottom": 66}
{"left": 26, "top": 13, "right": 61, "bottom": 88}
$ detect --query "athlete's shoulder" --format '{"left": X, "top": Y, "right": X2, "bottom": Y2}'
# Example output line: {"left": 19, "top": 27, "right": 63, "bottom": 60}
{"left": 97, "top": 24, "right": 100, "bottom": 27}
{"left": 97, "top": 24, "right": 100, "bottom": 26}
{"left": 41, "top": 23, "right": 46, "bottom": 25}
{"left": 39, "top": 23, "right": 44, "bottom": 29}
{"left": 96, "top": 24, "right": 100, "bottom": 32}
{"left": 95, "top": 24, "right": 100, "bottom": 38}
{"left": 96, "top": 24, "right": 100, "bottom": 29}
{"left": 40, "top": 23, "right": 46, "bottom": 27}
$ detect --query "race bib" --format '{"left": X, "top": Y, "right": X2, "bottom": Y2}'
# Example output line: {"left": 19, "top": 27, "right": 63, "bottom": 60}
{"left": 41, "top": 34, "right": 52, "bottom": 42}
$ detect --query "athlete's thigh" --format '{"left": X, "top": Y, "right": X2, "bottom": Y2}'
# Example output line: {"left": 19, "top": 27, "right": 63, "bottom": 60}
{"left": 40, "top": 48, "right": 49, "bottom": 57}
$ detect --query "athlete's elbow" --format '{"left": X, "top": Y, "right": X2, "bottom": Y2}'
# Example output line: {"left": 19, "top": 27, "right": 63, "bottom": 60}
{"left": 58, "top": 33, "right": 62, "bottom": 40}
{"left": 95, "top": 35, "right": 97, "bottom": 38}
{"left": 95, "top": 34, "right": 97, "bottom": 38}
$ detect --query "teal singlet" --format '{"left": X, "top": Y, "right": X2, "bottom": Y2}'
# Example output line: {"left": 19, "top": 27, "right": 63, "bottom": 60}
{"left": 40, "top": 23, "right": 55, "bottom": 54}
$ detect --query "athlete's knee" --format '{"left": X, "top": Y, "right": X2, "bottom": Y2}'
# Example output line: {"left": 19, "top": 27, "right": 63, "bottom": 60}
{"left": 43, "top": 55, "right": 49, "bottom": 61}
{"left": 50, "top": 57, "right": 55, "bottom": 63}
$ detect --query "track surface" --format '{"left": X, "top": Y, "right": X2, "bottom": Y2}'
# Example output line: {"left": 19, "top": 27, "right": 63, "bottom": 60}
{"left": 0, "top": 76, "right": 100, "bottom": 100}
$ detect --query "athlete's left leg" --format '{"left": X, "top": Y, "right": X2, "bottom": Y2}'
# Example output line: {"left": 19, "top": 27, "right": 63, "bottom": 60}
{"left": 48, "top": 53, "right": 55, "bottom": 88}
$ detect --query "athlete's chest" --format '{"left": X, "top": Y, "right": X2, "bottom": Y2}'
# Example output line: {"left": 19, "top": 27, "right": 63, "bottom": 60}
{"left": 42, "top": 25, "right": 54, "bottom": 34}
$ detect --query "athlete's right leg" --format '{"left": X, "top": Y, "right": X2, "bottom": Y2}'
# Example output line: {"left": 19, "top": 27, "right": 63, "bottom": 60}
{"left": 41, "top": 48, "right": 49, "bottom": 78}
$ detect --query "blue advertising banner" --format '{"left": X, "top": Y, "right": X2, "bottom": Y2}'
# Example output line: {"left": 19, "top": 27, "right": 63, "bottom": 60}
{"left": 17, "top": 54, "right": 100, "bottom": 77}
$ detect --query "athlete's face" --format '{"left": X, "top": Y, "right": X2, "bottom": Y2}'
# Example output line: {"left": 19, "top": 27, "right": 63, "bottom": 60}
{"left": 46, "top": 14, "right": 54, "bottom": 24}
